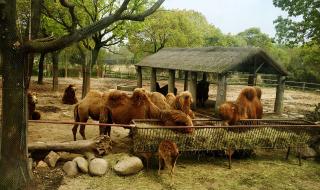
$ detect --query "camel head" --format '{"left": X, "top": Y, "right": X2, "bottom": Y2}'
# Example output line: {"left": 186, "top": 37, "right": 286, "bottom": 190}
{"left": 175, "top": 91, "right": 193, "bottom": 110}
{"left": 240, "top": 86, "right": 257, "bottom": 101}
{"left": 28, "top": 92, "right": 38, "bottom": 104}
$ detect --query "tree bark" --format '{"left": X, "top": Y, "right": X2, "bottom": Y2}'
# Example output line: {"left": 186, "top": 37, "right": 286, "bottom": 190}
{"left": 52, "top": 51, "right": 59, "bottom": 91}
{"left": 0, "top": 0, "right": 34, "bottom": 188}
{"left": 37, "top": 53, "right": 45, "bottom": 84}
{"left": 91, "top": 47, "right": 100, "bottom": 77}
{"left": 64, "top": 52, "right": 68, "bottom": 78}
{"left": 25, "top": 0, "right": 42, "bottom": 89}
{"left": 28, "top": 135, "right": 112, "bottom": 155}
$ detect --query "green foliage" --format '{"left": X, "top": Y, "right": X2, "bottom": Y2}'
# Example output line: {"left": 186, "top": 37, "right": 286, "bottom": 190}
{"left": 127, "top": 9, "right": 219, "bottom": 60}
{"left": 237, "top": 28, "right": 273, "bottom": 49}
{"left": 273, "top": 0, "right": 320, "bottom": 45}
{"left": 286, "top": 43, "right": 320, "bottom": 83}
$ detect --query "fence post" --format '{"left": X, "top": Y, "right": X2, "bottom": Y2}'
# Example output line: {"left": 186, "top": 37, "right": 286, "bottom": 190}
{"left": 302, "top": 82, "right": 306, "bottom": 91}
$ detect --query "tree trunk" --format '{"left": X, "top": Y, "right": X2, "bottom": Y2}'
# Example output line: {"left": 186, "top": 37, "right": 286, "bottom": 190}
{"left": 0, "top": 46, "right": 32, "bottom": 190}
{"left": 37, "top": 53, "right": 45, "bottom": 84}
{"left": 52, "top": 51, "right": 59, "bottom": 91}
{"left": 28, "top": 135, "right": 112, "bottom": 156}
{"left": 91, "top": 47, "right": 100, "bottom": 77}
{"left": 0, "top": 0, "right": 34, "bottom": 188}
{"left": 25, "top": 0, "right": 42, "bottom": 89}
{"left": 64, "top": 52, "right": 68, "bottom": 78}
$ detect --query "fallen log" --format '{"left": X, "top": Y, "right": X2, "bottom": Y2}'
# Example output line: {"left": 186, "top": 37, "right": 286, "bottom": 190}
{"left": 28, "top": 135, "right": 112, "bottom": 156}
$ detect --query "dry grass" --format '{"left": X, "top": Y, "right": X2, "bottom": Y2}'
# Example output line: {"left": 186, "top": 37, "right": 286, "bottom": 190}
{"left": 59, "top": 151, "right": 320, "bottom": 190}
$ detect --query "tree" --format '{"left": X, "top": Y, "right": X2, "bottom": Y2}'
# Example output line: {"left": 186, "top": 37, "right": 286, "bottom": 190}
{"left": 237, "top": 27, "right": 273, "bottom": 49}
{"left": 42, "top": 0, "right": 138, "bottom": 97}
{"left": 0, "top": 0, "right": 164, "bottom": 189}
{"left": 128, "top": 9, "right": 218, "bottom": 60}
{"left": 273, "top": 0, "right": 320, "bottom": 45}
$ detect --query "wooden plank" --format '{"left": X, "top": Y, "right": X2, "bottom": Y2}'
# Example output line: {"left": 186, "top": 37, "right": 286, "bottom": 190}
{"left": 274, "top": 75, "right": 286, "bottom": 114}
{"left": 215, "top": 74, "right": 227, "bottom": 113}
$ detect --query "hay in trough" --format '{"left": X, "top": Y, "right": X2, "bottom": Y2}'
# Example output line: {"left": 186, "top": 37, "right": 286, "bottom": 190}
{"left": 132, "top": 123, "right": 312, "bottom": 153}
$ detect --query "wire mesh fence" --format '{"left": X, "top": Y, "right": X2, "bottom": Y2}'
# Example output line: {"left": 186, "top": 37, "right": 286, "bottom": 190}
{"left": 132, "top": 119, "right": 320, "bottom": 154}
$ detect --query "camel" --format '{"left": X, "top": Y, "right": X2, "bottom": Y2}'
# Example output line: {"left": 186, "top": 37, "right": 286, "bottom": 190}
{"left": 219, "top": 86, "right": 263, "bottom": 125}
{"left": 62, "top": 84, "right": 78, "bottom": 105}
{"left": 72, "top": 91, "right": 113, "bottom": 141}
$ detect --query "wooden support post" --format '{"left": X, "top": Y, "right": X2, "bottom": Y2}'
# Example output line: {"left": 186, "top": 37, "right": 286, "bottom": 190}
{"left": 248, "top": 74, "right": 256, "bottom": 86}
{"left": 189, "top": 72, "right": 197, "bottom": 108}
{"left": 203, "top": 72, "right": 207, "bottom": 81}
{"left": 215, "top": 74, "right": 227, "bottom": 113}
{"left": 168, "top": 69, "right": 175, "bottom": 93}
{"left": 150, "top": 68, "right": 157, "bottom": 92}
{"left": 274, "top": 75, "right": 286, "bottom": 114}
{"left": 136, "top": 66, "right": 142, "bottom": 88}
{"left": 184, "top": 71, "right": 189, "bottom": 91}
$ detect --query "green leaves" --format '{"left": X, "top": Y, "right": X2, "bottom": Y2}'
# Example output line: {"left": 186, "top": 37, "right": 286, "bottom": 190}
{"left": 273, "top": 0, "right": 320, "bottom": 45}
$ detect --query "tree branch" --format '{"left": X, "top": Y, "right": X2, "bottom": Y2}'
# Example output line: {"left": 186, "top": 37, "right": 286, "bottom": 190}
{"left": 24, "top": 0, "right": 164, "bottom": 53}
{"left": 59, "top": 0, "right": 78, "bottom": 31}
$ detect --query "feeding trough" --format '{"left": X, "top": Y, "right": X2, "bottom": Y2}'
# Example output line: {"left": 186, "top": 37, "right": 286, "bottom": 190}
{"left": 132, "top": 119, "right": 320, "bottom": 168}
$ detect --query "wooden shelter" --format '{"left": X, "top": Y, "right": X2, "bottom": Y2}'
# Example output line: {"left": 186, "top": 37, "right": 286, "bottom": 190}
{"left": 135, "top": 47, "right": 288, "bottom": 114}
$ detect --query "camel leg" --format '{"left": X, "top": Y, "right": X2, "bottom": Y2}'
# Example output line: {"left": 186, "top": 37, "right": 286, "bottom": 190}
{"left": 79, "top": 124, "right": 86, "bottom": 140}
{"left": 72, "top": 124, "right": 78, "bottom": 141}
{"left": 158, "top": 156, "right": 162, "bottom": 175}
{"left": 286, "top": 147, "right": 291, "bottom": 160}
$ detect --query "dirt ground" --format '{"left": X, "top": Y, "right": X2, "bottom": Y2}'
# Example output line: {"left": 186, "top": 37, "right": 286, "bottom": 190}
{"left": 1, "top": 77, "right": 320, "bottom": 190}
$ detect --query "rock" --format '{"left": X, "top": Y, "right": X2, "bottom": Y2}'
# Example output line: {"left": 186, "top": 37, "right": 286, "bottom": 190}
{"left": 73, "top": 157, "right": 89, "bottom": 173}
{"left": 89, "top": 158, "right": 108, "bottom": 176}
{"left": 103, "top": 153, "right": 131, "bottom": 167}
{"left": 36, "top": 160, "right": 49, "bottom": 169}
{"left": 300, "top": 147, "right": 317, "bottom": 159}
{"left": 44, "top": 151, "right": 60, "bottom": 167}
{"left": 114, "top": 156, "right": 144, "bottom": 176}
{"left": 63, "top": 161, "right": 79, "bottom": 176}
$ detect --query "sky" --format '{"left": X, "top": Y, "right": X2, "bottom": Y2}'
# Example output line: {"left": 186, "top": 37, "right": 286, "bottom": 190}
{"left": 163, "top": 0, "right": 287, "bottom": 37}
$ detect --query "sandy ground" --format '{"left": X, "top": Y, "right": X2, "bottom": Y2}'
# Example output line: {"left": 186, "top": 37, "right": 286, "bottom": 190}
{"left": 1, "top": 77, "right": 319, "bottom": 189}
{"left": 22, "top": 77, "right": 319, "bottom": 144}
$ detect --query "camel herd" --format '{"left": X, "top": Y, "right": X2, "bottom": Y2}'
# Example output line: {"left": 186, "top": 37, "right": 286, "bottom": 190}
{"left": 71, "top": 87, "right": 195, "bottom": 141}
{"left": 28, "top": 84, "right": 263, "bottom": 176}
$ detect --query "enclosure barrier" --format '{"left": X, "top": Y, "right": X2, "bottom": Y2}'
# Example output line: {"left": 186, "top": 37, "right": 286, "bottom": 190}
{"left": 132, "top": 119, "right": 320, "bottom": 169}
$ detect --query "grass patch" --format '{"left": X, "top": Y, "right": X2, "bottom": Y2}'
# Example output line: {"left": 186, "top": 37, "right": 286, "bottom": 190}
{"left": 59, "top": 150, "right": 320, "bottom": 190}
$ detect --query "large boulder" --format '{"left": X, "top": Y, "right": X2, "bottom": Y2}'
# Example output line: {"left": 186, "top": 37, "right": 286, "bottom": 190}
{"left": 114, "top": 156, "right": 144, "bottom": 176}
{"left": 73, "top": 157, "right": 89, "bottom": 173}
{"left": 89, "top": 158, "right": 108, "bottom": 176}
{"left": 63, "top": 161, "right": 79, "bottom": 176}
{"left": 300, "top": 147, "right": 317, "bottom": 159}
{"left": 44, "top": 151, "right": 60, "bottom": 167}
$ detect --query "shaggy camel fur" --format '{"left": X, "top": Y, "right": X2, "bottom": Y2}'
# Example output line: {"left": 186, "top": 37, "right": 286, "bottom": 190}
{"left": 62, "top": 84, "right": 78, "bottom": 105}
{"left": 158, "top": 140, "right": 179, "bottom": 177}
{"left": 105, "top": 89, "right": 194, "bottom": 133}
{"left": 219, "top": 86, "right": 263, "bottom": 125}
{"left": 171, "top": 91, "right": 195, "bottom": 119}
{"left": 165, "top": 93, "right": 176, "bottom": 107}
{"left": 236, "top": 86, "right": 263, "bottom": 120}
{"left": 148, "top": 92, "right": 171, "bottom": 110}
{"left": 73, "top": 91, "right": 113, "bottom": 141}
{"left": 28, "top": 92, "right": 41, "bottom": 120}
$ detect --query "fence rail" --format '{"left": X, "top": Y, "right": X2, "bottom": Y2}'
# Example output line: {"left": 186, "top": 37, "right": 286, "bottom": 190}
{"left": 103, "top": 70, "right": 320, "bottom": 92}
